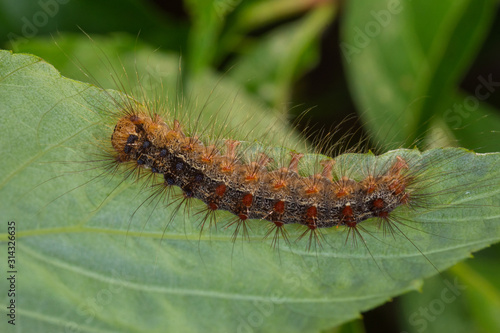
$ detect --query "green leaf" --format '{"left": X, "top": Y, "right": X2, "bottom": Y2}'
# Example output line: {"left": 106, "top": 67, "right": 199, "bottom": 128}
{"left": 1, "top": 48, "right": 499, "bottom": 333}
{"left": 341, "top": 0, "right": 500, "bottom": 151}
{"left": 229, "top": 3, "right": 336, "bottom": 108}
{"left": 1, "top": 0, "right": 187, "bottom": 50}
{"left": 399, "top": 260, "right": 500, "bottom": 333}
{"left": 184, "top": 0, "right": 225, "bottom": 73}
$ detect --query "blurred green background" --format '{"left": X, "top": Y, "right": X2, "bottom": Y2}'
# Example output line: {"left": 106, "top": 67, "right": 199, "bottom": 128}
{"left": 1, "top": 0, "right": 499, "bottom": 332}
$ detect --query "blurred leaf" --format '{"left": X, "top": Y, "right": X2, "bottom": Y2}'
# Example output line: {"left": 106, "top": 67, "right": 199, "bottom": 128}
{"left": 11, "top": 33, "right": 180, "bottom": 89}
{"left": 399, "top": 272, "right": 476, "bottom": 333}
{"left": 337, "top": 319, "right": 366, "bottom": 333}
{"left": 341, "top": 0, "right": 499, "bottom": 151}
{"left": 229, "top": 2, "right": 336, "bottom": 108}
{"left": 452, "top": 262, "right": 500, "bottom": 332}
{"left": 184, "top": 0, "right": 225, "bottom": 73}
{"left": 233, "top": 0, "right": 322, "bottom": 32}
{"left": 439, "top": 91, "right": 500, "bottom": 152}
{"left": 1, "top": 48, "right": 500, "bottom": 332}
{"left": 1, "top": 0, "right": 187, "bottom": 50}
{"left": 399, "top": 259, "right": 500, "bottom": 333}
